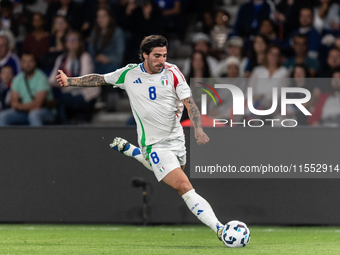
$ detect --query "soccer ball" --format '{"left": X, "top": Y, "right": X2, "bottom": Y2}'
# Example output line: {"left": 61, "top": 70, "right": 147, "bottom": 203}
{"left": 221, "top": 220, "right": 250, "bottom": 248}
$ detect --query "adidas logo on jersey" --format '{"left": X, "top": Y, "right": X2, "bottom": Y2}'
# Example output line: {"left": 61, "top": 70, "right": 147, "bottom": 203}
{"left": 133, "top": 78, "right": 142, "bottom": 83}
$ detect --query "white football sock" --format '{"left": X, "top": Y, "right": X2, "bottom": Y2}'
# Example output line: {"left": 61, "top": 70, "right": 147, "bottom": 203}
{"left": 122, "top": 143, "right": 153, "bottom": 171}
{"left": 182, "top": 189, "right": 223, "bottom": 233}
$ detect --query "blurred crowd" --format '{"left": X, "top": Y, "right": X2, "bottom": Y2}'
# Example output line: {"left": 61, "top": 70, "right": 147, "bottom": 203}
{"left": 177, "top": 0, "right": 340, "bottom": 127}
{"left": 0, "top": 0, "right": 339, "bottom": 127}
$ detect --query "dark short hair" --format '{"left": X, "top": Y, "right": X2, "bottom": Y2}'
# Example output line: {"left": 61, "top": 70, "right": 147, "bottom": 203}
{"left": 300, "top": 7, "right": 313, "bottom": 15}
{"left": 21, "top": 52, "right": 37, "bottom": 63}
{"left": 260, "top": 18, "right": 275, "bottom": 29}
{"left": 291, "top": 63, "right": 310, "bottom": 78}
{"left": 293, "top": 33, "right": 308, "bottom": 44}
{"left": 139, "top": 35, "right": 168, "bottom": 61}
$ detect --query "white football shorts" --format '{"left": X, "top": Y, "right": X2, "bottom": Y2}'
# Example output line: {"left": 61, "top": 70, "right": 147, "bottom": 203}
{"left": 141, "top": 135, "right": 186, "bottom": 182}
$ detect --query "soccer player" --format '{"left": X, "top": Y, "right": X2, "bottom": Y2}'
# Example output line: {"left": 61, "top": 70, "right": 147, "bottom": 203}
{"left": 56, "top": 35, "right": 224, "bottom": 240}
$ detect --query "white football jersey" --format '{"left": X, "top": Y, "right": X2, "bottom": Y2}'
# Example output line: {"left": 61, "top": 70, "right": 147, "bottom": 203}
{"left": 104, "top": 62, "right": 191, "bottom": 147}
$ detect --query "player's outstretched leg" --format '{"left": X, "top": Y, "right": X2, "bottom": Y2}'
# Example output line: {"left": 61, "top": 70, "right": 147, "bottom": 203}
{"left": 182, "top": 189, "right": 224, "bottom": 241}
{"left": 110, "top": 137, "right": 153, "bottom": 171}
{"left": 162, "top": 168, "right": 224, "bottom": 241}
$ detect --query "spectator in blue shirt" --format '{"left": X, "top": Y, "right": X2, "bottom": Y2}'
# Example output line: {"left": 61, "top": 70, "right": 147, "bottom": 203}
{"left": 274, "top": 0, "right": 312, "bottom": 41}
{"left": 234, "top": 0, "right": 272, "bottom": 39}
{"left": 288, "top": 8, "right": 321, "bottom": 59}
{"left": 284, "top": 34, "right": 319, "bottom": 77}
{"left": 154, "top": 0, "right": 182, "bottom": 38}
{"left": 0, "top": 35, "right": 20, "bottom": 76}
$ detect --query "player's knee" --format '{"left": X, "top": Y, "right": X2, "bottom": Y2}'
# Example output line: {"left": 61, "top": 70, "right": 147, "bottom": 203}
{"left": 178, "top": 181, "right": 193, "bottom": 195}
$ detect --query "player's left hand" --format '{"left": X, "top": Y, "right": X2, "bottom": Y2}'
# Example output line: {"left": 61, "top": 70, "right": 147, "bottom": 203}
{"left": 56, "top": 70, "right": 68, "bottom": 87}
{"left": 195, "top": 128, "right": 209, "bottom": 145}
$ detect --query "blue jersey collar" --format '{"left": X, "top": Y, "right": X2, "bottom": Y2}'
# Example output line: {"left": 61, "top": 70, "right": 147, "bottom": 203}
{"left": 140, "top": 62, "right": 147, "bottom": 73}
{"left": 140, "top": 62, "right": 164, "bottom": 74}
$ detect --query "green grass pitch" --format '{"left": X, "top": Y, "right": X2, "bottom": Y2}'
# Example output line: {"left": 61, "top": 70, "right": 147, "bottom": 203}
{"left": 0, "top": 224, "right": 339, "bottom": 254}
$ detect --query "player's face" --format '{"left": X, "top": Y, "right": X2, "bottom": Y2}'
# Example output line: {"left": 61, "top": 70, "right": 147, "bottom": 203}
{"left": 144, "top": 47, "right": 167, "bottom": 74}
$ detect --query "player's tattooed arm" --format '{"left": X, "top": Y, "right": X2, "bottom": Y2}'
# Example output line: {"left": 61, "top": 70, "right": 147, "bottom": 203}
{"left": 182, "top": 97, "right": 202, "bottom": 129}
{"left": 182, "top": 97, "right": 210, "bottom": 145}
{"left": 67, "top": 74, "right": 110, "bottom": 87}
{"left": 57, "top": 70, "right": 111, "bottom": 87}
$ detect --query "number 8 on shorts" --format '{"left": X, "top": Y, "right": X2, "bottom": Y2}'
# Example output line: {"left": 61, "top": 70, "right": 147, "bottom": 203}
{"left": 150, "top": 152, "right": 159, "bottom": 164}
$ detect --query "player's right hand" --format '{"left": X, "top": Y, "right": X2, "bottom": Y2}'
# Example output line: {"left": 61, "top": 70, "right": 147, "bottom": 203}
{"left": 195, "top": 129, "right": 210, "bottom": 145}
{"left": 56, "top": 70, "right": 68, "bottom": 87}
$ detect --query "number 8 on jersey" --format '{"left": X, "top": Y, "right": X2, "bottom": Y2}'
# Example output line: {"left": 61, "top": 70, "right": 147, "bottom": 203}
{"left": 149, "top": 86, "right": 156, "bottom": 100}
